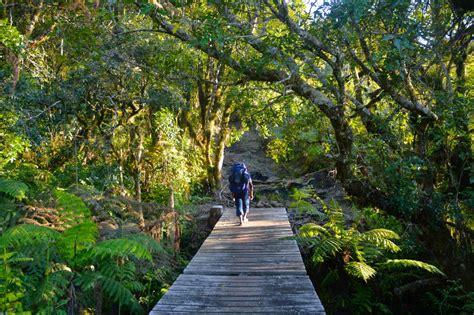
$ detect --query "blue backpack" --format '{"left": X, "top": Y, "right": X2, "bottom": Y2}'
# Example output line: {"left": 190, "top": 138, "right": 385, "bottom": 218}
{"left": 229, "top": 163, "right": 250, "bottom": 194}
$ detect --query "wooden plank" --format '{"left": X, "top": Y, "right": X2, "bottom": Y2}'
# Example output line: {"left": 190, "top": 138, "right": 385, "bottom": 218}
{"left": 165, "top": 288, "right": 314, "bottom": 295}
{"left": 171, "top": 276, "right": 315, "bottom": 287}
{"left": 158, "top": 296, "right": 321, "bottom": 307}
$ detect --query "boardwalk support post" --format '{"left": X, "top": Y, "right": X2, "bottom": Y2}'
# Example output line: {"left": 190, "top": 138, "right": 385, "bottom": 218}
{"left": 208, "top": 205, "right": 223, "bottom": 228}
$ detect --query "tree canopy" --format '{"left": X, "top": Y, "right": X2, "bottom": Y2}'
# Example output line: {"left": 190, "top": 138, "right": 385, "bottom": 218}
{"left": 0, "top": 0, "right": 472, "bottom": 313}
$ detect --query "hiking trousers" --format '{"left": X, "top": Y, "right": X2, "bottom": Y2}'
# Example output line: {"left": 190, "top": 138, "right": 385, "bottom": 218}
{"left": 234, "top": 191, "right": 250, "bottom": 216}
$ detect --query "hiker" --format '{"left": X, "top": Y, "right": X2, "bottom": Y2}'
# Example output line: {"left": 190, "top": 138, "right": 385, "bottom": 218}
{"left": 229, "top": 162, "right": 254, "bottom": 226}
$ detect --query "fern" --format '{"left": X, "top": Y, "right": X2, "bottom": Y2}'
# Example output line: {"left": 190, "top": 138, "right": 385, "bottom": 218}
{"left": 345, "top": 261, "right": 377, "bottom": 282}
{"left": 360, "top": 229, "right": 401, "bottom": 252}
{"left": 0, "top": 224, "right": 59, "bottom": 249}
{"left": 0, "top": 178, "right": 28, "bottom": 201}
{"left": 299, "top": 223, "right": 331, "bottom": 238}
{"left": 73, "top": 270, "right": 100, "bottom": 292}
{"left": 379, "top": 259, "right": 445, "bottom": 276}
{"left": 127, "top": 233, "right": 168, "bottom": 255}
{"left": 0, "top": 250, "right": 33, "bottom": 265}
{"left": 58, "top": 220, "right": 98, "bottom": 261}
{"left": 0, "top": 196, "right": 19, "bottom": 231}
{"left": 55, "top": 189, "right": 90, "bottom": 227}
{"left": 326, "top": 199, "right": 345, "bottom": 226}
{"left": 0, "top": 249, "right": 29, "bottom": 313}
{"left": 99, "top": 276, "right": 141, "bottom": 311}
{"left": 33, "top": 269, "right": 71, "bottom": 308}
{"left": 362, "top": 228, "right": 400, "bottom": 240}
{"left": 90, "top": 238, "right": 152, "bottom": 261}
{"left": 311, "top": 237, "right": 342, "bottom": 263}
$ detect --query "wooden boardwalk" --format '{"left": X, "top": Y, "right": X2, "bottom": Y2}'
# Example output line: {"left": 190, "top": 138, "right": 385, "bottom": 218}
{"left": 150, "top": 207, "right": 325, "bottom": 314}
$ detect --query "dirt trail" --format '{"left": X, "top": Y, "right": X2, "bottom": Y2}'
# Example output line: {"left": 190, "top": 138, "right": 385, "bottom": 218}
{"left": 223, "top": 130, "right": 286, "bottom": 184}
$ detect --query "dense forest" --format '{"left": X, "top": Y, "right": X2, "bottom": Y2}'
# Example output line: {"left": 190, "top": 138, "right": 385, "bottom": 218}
{"left": 0, "top": 0, "right": 472, "bottom": 314}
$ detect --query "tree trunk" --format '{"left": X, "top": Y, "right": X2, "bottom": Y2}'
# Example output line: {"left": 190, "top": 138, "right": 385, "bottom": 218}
{"left": 67, "top": 283, "right": 76, "bottom": 315}
{"left": 213, "top": 107, "right": 232, "bottom": 190}
{"left": 168, "top": 188, "right": 180, "bottom": 256}
{"left": 8, "top": 51, "right": 19, "bottom": 97}
{"left": 329, "top": 108, "right": 393, "bottom": 211}
{"left": 94, "top": 282, "right": 103, "bottom": 315}
{"left": 131, "top": 126, "right": 145, "bottom": 228}
{"left": 118, "top": 153, "right": 126, "bottom": 197}
{"left": 330, "top": 109, "right": 353, "bottom": 183}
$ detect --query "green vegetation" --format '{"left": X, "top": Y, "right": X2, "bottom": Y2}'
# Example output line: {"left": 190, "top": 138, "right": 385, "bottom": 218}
{"left": 1, "top": 0, "right": 472, "bottom": 314}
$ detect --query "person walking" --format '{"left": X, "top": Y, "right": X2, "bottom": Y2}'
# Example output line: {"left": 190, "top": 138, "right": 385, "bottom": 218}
{"left": 228, "top": 162, "right": 254, "bottom": 226}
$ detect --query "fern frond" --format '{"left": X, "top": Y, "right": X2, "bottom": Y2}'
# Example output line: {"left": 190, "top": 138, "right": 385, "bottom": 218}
{"left": 326, "top": 199, "right": 344, "bottom": 225}
{"left": 0, "top": 196, "right": 19, "bottom": 231}
{"left": 127, "top": 233, "right": 168, "bottom": 255}
{"left": 58, "top": 220, "right": 98, "bottom": 261}
{"left": 0, "top": 196, "right": 16, "bottom": 212}
{"left": 128, "top": 280, "right": 145, "bottom": 293}
{"left": 55, "top": 189, "right": 90, "bottom": 226}
{"left": 360, "top": 229, "right": 401, "bottom": 252}
{"left": 352, "top": 243, "right": 366, "bottom": 262}
{"left": 91, "top": 238, "right": 152, "bottom": 261}
{"left": 0, "top": 178, "right": 28, "bottom": 201}
{"left": 0, "top": 224, "right": 59, "bottom": 249}
{"left": 312, "top": 237, "right": 342, "bottom": 263}
{"left": 363, "top": 229, "right": 400, "bottom": 240}
{"left": 36, "top": 269, "right": 71, "bottom": 303}
{"left": 380, "top": 259, "right": 445, "bottom": 276}
{"left": 0, "top": 250, "right": 33, "bottom": 265}
{"left": 99, "top": 276, "right": 141, "bottom": 309}
{"left": 299, "top": 223, "right": 331, "bottom": 238}
{"left": 345, "top": 261, "right": 377, "bottom": 282}
{"left": 119, "top": 260, "right": 137, "bottom": 283}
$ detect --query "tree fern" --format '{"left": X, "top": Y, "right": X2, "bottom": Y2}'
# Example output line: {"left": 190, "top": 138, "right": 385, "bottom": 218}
{"left": 58, "top": 220, "right": 98, "bottom": 262}
{"left": 90, "top": 238, "right": 152, "bottom": 261}
{"left": 30, "top": 269, "right": 71, "bottom": 311}
{"left": 0, "top": 250, "right": 32, "bottom": 266}
{"left": 299, "top": 223, "right": 331, "bottom": 238}
{"left": 326, "top": 199, "right": 345, "bottom": 227}
{"left": 379, "top": 259, "right": 445, "bottom": 276}
{"left": 127, "top": 233, "right": 168, "bottom": 255}
{"left": 311, "top": 237, "right": 342, "bottom": 263}
{"left": 99, "top": 276, "right": 142, "bottom": 313}
{"left": 55, "top": 189, "right": 90, "bottom": 227}
{"left": 295, "top": 196, "right": 446, "bottom": 287}
{"left": 0, "top": 196, "right": 20, "bottom": 231}
{"left": 345, "top": 261, "right": 377, "bottom": 282}
{"left": 0, "top": 249, "right": 31, "bottom": 313}
{"left": 360, "top": 229, "right": 401, "bottom": 252}
{"left": 362, "top": 228, "right": 400, "bottom": 240}
{"left": 0, "top": 178, "right": 28, "bottom": 201}
{"left": 0, "top": 224, "right": 59, "bottom": 249}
